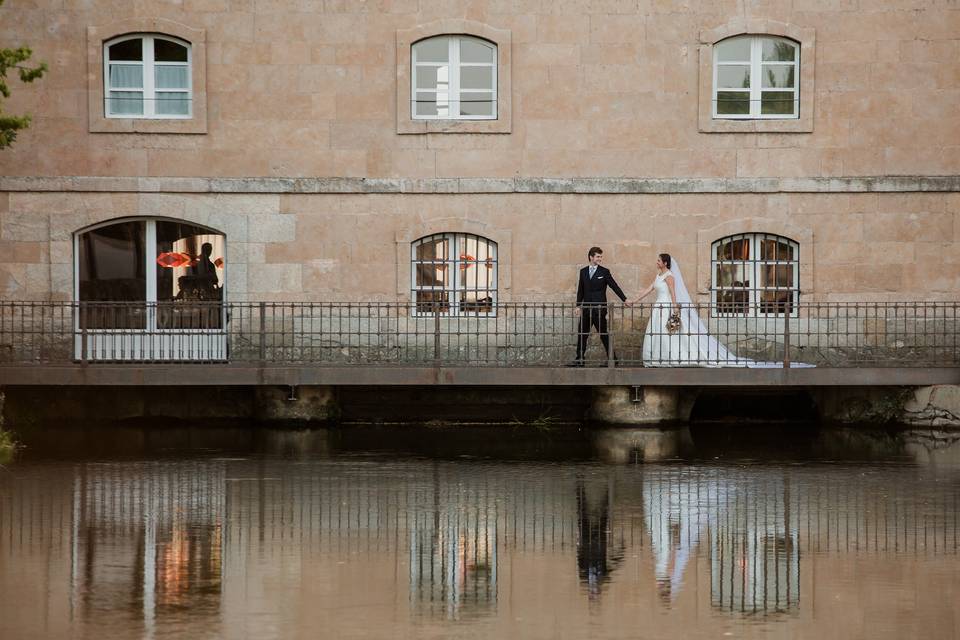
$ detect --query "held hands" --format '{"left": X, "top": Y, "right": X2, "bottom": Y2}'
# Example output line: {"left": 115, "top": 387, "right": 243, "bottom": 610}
{"left": 574, "top": 306, "right": 581, "bottom": 317}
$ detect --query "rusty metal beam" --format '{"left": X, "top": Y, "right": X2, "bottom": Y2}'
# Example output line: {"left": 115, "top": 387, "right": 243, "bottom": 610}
{"left": 1, "top": 365, "right": 957, "bottom": 387}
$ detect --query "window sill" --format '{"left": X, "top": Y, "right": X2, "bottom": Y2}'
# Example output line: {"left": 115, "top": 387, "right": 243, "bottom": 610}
{"left": 698, "top": 117, "right": 812, "bottom": 134}
{"left": 399, "top": 118, "right": 510, "bottom": 135}
{"left": 89, "top": 117, "right": 207, "bottom": 134}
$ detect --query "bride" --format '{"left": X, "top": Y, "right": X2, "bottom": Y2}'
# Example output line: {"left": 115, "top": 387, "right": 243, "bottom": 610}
{"left": 631, "top": 253, "right": 809, "bottom": 368}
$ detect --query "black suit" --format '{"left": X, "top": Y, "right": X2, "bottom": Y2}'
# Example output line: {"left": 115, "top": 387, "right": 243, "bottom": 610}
{"left": 575, "top": 265, "right": 627, "bottom": 362}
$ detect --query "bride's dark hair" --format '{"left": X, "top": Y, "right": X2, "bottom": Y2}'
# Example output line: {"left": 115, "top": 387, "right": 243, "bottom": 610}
{"left": 658, "top": 253, "right": 672, "bottom": 269}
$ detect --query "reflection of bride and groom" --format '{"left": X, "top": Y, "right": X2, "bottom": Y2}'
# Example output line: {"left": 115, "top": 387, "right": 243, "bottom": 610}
{"left": 576, "top": 472, "right": 799, "bottom": 610}
{"left": 573, "top": 246, "right": 812, "bottom": 368}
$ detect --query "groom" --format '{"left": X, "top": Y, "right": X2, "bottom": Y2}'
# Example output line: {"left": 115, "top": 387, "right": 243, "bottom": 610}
{"left": 571, "top": 247, "right": 627, "bottom": 366}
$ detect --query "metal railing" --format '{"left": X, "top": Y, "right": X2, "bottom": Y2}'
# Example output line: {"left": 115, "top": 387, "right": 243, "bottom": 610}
{"left": 1, "top": 301, "right": 958, "bottom": 367}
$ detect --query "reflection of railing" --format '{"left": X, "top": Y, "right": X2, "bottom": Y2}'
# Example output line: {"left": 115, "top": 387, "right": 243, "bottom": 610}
{"left": 0, "top": 301, "right": 958, "bottom": 366}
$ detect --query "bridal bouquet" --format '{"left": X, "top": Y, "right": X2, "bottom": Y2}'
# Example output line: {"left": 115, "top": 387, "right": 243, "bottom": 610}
{"left": 666, "top": 311, "right": 682, "bottom": 334}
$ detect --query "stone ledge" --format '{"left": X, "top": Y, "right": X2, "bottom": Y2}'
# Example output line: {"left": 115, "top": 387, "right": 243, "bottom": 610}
{"left": 1, "top": 176, "right": 958, "bottom": 194}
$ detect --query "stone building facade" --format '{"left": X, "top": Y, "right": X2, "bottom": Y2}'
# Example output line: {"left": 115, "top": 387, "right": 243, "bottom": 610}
{"left": 0, "top": 0, "right": 958, "bottom": 311}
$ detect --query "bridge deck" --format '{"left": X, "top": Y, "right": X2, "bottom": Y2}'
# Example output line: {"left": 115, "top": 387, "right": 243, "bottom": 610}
{"left": 2, "top": 364, "right": 957, "bottom": 387}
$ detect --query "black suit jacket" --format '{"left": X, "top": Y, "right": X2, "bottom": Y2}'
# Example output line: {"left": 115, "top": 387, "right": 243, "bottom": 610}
{"left": 576, "top": 265, "right": 627, "bottom": 307}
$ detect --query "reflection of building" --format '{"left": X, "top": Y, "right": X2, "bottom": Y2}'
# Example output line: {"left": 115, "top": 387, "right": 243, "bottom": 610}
{"left": 409, "top": 467, "right": 498, "bottom": 620}
{"left": 70, "top": 462, "right": 225, "bottom": 635}
{"left": 3, "top": 457, "right": 960, "bottom": 638}
{"left": 709, "top": 477, "right": 799, "bottom": 614}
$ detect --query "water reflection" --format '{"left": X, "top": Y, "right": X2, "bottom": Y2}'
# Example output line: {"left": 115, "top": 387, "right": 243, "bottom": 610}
{"left": 2, "top": 446, "right": 959, "bottom": 639}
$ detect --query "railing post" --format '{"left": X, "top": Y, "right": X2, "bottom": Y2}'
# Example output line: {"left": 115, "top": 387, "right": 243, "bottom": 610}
{"left": 607, "top": 303, "right": 615, "bottom": 369}
{"left": 259, "top": 302, "right": 266, "bottom": 362}
{"left": 783, "top": 305, "right": 791, "bottom": 369}
{"left": 433, "top": 302, "right": 441, "bottom": 366}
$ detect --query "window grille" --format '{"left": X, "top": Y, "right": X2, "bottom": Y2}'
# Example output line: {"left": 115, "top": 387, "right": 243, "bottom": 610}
{"left": 411, "top": 233, "right": 497, "bottom": 316}
{"left": 711, "top": 233, "right": 799, "bottom": 317}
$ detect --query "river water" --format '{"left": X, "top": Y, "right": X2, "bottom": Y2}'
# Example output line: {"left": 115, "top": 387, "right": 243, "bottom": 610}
{"left": 1, "top": 425, "right": 958, "bottom": 639}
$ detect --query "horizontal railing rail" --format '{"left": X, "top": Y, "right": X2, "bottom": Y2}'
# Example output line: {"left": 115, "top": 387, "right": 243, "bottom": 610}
{"left": 0, "top": 301, "right": 958, "bottom": 368}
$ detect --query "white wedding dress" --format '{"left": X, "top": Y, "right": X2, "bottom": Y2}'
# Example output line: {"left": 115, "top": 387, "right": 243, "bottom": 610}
{"left": 641, "top": 260, "right": 813, "bottom": 368}
{"left": 642, "top": 270, "right": 721, "bottom": 367}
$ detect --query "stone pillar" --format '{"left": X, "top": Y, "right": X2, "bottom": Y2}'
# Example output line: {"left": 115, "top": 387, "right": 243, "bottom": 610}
{"left": 254, "top": 385, "right": 338, "bottom": 424}
{"left": 590, "top": 426, "right": 694, "bottom": 462}
{"left": 590, "top": 386, "right": 691, "bottom": 425}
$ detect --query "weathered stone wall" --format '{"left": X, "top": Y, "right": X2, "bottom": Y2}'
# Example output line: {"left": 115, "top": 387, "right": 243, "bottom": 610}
{"left": 2, "top": 190, "right": 959, "bottom": 302}
{"left": 0, "top": 1, "right": 958, "bottom": 179}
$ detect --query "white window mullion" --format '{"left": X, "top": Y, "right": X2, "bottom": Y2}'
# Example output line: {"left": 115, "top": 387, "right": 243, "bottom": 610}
{"left": 450, "top": 38, "right": 461, "bottom": 119}
{"left": 143, "top": 36, "right": 155, "bottom": 117}
{"left": 750, "top": 38, "right": 761, "bottom": 118}
{"left": 145, "top": 220, "right": 158, "bottom": 332}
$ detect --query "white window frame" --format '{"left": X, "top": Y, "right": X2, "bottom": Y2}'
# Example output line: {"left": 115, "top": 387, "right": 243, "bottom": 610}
{"left": 710, "top": 233, "right": 800, "bottom": 318}
{"left": 712, "top": 35, "right": 799, "bottom": 120}
{"left": 104, "top": 34, "right": 192, "bottom": 119}
{"left": 411, "top": 35, "right": 497, "bottom": 121}
{"left": 411, "top": 233, "right": 498, "bottom": 317}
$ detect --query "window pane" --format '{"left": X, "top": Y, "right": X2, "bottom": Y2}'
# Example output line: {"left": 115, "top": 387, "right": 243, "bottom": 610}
{"left": 717, "top": 65, "right": 751, "bottom": 88}
{"left": 460, "top": 92, "right": 494, "bottom": 117}
{"left": 759, "top": 290, "right": 794, "bottom": 315}
{"left": 414, "top": 96, "right": 438, "bottom": 117}
{"left": 414, "top": 92, "right": 450, "bottom": 117}
{"left": 718, "top": 237, "right": 750, "bottom": 260}
{"left": 155, "top": 38, "right": 188, "bottom": 62}
{"left": 460, "top": 38, "right": 494, "bottom": 64}
{"left": 78, "top": 221, "right": 146, "bottom": 329}
{"left": 156, "top": 92, "right": 190, "bottom": 115}
{"left": 109, "top": 91, "right": 144, "bottom": 115}
{"left": 760, "top": 238, "right": 795, "bottom": 261}
{"left": 155, "top": 65, "right": 189, "bottom": 89}
{"left": 716, "top": 37, "right": 751, "bottom": 62}
{"left": 716, "top": 263, "right": 750, "bottom": 288}
{"left": 413, "top": 37, "right": 448, "bottom": 63}
{"left": 460, "top": 66, "right": 493, "bottom": 90}
{"left": 109, "top": 64, "right": 143, "bottom": 89}
{"left": 717, "top": 290, "right": 749, "bottom": 314}
{"left": 460, "top": 291, "right": 494, "bottom": 314}
{"left": 761, "top": 65, "right": 795, "bottom": 89}
{"left": 415, "top": 237, "right": 447, "bottom": 261}
{"left": 415, "top": 65, "right": 449, "bottom": 90}
{"left": 761, "top": 91, "right": 795, "bottom": 115}
{"left": 156, "top": 222, "right": 224, "bottom": 329}
{"left": 761, "top": 264, "right": 793, "bottom": 288}
{"left": 715, "top": 91, "right": 750, "bottom": 115}
{"left": 108, "top": 38, "right": 142, "bottom": 61}
{"left": 762, "top": 38, "right": 796, "bottom": 62}
{"left": 415, "top": 290, "right": 450, "bottom": 314}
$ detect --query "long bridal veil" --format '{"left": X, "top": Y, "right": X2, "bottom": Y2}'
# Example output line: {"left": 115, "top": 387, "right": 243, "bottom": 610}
{"left": 667, "top": 258, "right": 813, "bottom": 368}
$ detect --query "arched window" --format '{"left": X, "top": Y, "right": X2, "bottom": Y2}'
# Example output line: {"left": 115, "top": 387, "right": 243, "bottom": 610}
{"left": 711, "top": 233, "right": 799, "bottom": 317}
{"left": 412, "top": 36, "right": 497, "bottom": 120}
{"left": 713, "top": 35, "right": 798, "bottom": 119}
{"left": 411, "top": 233, "right": 497, "bottom": 316}
{"left": 75, "top": 218, "right": 226, "bottom": 360}
{"left": 104, "top": 34, "right": 191, "bottom": 118}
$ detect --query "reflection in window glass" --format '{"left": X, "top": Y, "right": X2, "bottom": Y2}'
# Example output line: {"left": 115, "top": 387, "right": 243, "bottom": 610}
{"left": 412, "top": 35, "right": 497, "bottom": 121}
{"left": 156, "top": 221, "right": 224, "bottom": 329}
{"left": 78, "top": 221, "right": 147, "bottom": 329}
{"left": 105, "top": 34, "right": 191, "bottom": 119}
{"left": 713, "top": 35, "right": 799, "bottom": 120}
{"left": 412, "top": 233, "right": 497, "bottom": 316}
{"left": 711, "top": 233, "right": 799, "bottom": 317}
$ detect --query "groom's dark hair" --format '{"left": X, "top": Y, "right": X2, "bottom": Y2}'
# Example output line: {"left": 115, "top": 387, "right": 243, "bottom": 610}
{"left": 588, "top": 246, "right": 603, "bottom": 258}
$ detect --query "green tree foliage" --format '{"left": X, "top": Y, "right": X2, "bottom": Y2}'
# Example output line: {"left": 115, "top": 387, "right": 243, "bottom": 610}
{"left": 0, "top": 0, "right": 48, "bottom": 149}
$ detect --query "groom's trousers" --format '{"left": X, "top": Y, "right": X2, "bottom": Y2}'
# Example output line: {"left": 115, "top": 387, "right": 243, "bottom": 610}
{"left": 575, "top": 304, "right": 611, "bottom": 362}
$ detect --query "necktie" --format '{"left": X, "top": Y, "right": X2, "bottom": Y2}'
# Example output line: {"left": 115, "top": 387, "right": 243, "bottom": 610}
{"left": 589, "top": 266, "right": 596, "bottom": 279}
